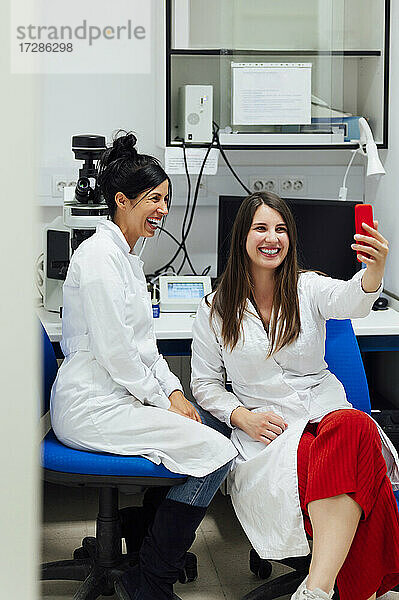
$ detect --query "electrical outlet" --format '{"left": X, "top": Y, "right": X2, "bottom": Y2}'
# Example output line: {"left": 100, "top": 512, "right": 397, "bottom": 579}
{"left": 279, "top": 176, "right": 307, "bottom": 196}
{"left": 52, "top": 176, "right": 68, "bottom": 197}
{"left": 249, "top": 177, "right": 278, "bottom": 193}
{"left": 292, "top": 177, "right": 305, "bottom": 192}
{"left": 280, "top": 179, "right": 292, "bottom": 192}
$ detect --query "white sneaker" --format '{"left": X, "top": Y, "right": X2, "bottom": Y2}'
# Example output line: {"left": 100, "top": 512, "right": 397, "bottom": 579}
{"left": 291, "top": 577, "right": 334, "bottom": 600}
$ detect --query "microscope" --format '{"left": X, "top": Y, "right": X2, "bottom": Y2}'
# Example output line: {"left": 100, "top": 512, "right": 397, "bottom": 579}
{"left": 43, "top": 135, "right": 109, "bottom": 312}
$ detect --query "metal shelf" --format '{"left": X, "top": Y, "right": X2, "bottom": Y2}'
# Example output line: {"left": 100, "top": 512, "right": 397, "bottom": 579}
{"left": 169, "top": 49, "right": 383, "bottom": 57}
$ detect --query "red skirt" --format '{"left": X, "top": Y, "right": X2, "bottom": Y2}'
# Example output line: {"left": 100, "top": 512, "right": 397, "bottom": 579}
{"left": 297, "top": 409, "right": 399, "bottom": 600}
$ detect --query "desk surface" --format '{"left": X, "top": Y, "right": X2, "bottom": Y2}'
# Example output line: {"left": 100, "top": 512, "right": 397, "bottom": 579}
{"left": 38, "top": 306, "right": 399, "bottom": 344}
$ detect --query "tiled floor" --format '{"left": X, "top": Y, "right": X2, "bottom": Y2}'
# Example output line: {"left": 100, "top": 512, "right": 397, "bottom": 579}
{"left": 41, "top": 482, "right": 290, "bottom": 600}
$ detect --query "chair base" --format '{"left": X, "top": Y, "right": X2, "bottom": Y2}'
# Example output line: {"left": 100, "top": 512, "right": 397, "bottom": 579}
{"left": 243, "top": 554, "right": 312, "bottom": 600}
{"left": 41, "top": 486, "right": 195, "bottom": 600}
{"left": 244, "top": 550, "right": 399, "bottom": 600}
{"left": 42, "top": 532, "right": 137, "bottom": 599}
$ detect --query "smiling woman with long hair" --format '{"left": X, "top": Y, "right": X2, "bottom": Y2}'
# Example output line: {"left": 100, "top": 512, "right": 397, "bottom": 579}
{"left": 191, "top": 191, "right": 399, "bottom": 600}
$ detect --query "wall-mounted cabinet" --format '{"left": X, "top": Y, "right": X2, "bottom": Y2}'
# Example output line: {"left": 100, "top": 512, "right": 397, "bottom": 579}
{"left": 166, "top": 0, "right": 390, "bottom": 149}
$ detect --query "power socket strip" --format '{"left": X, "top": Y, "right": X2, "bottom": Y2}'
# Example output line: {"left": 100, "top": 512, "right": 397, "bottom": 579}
{"left": 248, "top": 176, "right": 307, "bottom": 196}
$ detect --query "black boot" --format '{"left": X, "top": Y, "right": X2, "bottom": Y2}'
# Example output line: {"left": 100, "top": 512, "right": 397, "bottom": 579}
{"left": 139, "top": 499, "right": 206, "bottom": 600}
{"left": 116, "top": 499, "right": 206, "bottom": 600}
{"left": 119, "top": 487, "right": 169, "bottom": 554}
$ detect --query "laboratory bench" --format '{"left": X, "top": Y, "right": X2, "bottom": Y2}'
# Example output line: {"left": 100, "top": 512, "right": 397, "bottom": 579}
{"left": 38, "top": 305, "right": 399, "bottom": 354}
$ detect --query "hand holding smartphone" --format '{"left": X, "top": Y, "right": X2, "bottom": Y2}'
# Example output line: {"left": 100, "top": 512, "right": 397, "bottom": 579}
{"left": 354, "top": 204, "right": 374, "bottom": 262}
{"left": 352, "top": 204, "right": 389, "bottom": 292}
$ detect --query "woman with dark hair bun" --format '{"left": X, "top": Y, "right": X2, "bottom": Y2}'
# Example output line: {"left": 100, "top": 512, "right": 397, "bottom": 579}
{"left": 50, "top": 131, "right": 237, "bottom": 600}
{"left": 191, "top": 192, "right": 399, "bottom": 600}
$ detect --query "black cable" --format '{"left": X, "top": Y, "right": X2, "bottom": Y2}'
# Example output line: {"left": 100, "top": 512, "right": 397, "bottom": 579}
{"left": 177, "top": 130, "right": 218, "bottom": 274}
{"left": 176, "top": 252, "right": 188, "bottom": 275}
{"left": 178, "top": 126, "right": 248, "bottom": 275}
{"left": 156, "top": 226, "right": 194, "bottom": 270}
{"left": 178, "top": 131, "right": 217, "bottom": 249}
{"left": 175, "top": 133, "right": 215, "bottom": 274}
{"left": 180, "top": 141, "right": 191, "bottom": 251}
{"left": 154, "top": 132, "right": 217, "bottom": 276}
{"left": 154, "top": 141, "right": 194, "bottom": 275}
{"left": 177, "top": 141, "right": 197, "bottom": 275}
{"left": 157, "top": 226, "right": 182, "bottom": 248}
{"left": 213, "top": 122, "right": 251, "bottom": 194}
{"left": 155, "top": 125, "right": 245, "bottom": 277}
{"left": 176, "top": 142, "right": 195, "bottom": 274}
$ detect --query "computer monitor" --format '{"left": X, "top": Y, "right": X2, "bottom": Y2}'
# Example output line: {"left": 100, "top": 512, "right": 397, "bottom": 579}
{"left": 217, "top": 197, "right": 361, "bottom": 281}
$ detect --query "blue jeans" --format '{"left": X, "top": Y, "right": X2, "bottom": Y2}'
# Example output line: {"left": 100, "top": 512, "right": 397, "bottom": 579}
{"left": 166, "top": 402, "right": 232, "bottom": 508}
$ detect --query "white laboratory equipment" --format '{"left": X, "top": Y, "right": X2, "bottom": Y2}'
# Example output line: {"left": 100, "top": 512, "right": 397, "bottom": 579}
{"left": 159, "top": 275, "right": 212, "bottom": 312}
{"left": 178, "top": 85, "right": 213, "bottom": 143}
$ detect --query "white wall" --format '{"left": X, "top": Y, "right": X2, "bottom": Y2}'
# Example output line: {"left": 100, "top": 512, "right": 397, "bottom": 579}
{"left": 37, "top": 2, "right": 164, "bottom": 169}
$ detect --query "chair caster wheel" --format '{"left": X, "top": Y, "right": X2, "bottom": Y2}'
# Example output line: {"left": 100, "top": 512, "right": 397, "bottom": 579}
{"left": 73, "top": 546, "right": 89, "bottom": 560}
{"left": 82, "top": 537, "right": 97, "bottom": 554}
{"left": 73, "top": 537, "right": 97, "bottom": 560}
{"left": 178, "top": 552, "right": 198, "bottom": 583}
{"left": 249, "top": 549, "right": 273, "bottom": 579}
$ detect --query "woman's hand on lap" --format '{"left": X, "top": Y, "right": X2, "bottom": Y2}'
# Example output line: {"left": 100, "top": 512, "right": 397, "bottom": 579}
{"left": 351, "top": 221, "right": 389, "bottom": 292}
{"left": 230, "top": 407, "right": 287, "bottom": 444}
{"left": 168, "top": 390, "right": 202, "bottom": 423}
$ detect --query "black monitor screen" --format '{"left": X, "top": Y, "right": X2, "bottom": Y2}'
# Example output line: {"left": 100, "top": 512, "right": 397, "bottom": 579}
{"left": 217, "top": 197, "right": 361, "bottom": 281}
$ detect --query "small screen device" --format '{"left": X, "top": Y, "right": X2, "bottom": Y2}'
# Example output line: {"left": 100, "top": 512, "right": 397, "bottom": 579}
{"left": 355, "top": 204, "right": 374, "bottom": 262}
{"left": 159, "top": 276, "right": 212, "bottom": 312}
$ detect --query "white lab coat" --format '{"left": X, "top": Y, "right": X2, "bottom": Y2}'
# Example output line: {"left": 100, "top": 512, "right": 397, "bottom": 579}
{"left": 50, "top": 220, "right": 236, "bottom": 477}
{"left": 191, "top": 270, "right": 399, "bottom": 558}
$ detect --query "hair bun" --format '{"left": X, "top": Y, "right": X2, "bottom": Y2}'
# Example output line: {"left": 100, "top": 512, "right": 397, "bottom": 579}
{"left": 106, "top": 130, "right": 138, "bottom": 164}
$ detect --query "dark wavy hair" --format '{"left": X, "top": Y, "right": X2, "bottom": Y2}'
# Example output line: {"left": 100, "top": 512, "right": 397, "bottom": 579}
{"left": 210, "top": 192, "right": 301, "bottom": 355}
{"left": 97, "top": 130, "right": 171, "bottom": 219}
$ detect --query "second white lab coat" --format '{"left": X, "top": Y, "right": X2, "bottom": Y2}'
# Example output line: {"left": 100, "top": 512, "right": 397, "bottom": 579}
{"left": 191, "top": 270, "right": 399, "bottom": 558}
{"left": 50, "top": 220, "right": 237, "bottom": 477}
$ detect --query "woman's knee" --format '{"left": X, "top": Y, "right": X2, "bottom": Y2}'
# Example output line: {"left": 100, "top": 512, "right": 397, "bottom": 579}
{"left": 319, "top": 409, "right": 379, "bottom": 439}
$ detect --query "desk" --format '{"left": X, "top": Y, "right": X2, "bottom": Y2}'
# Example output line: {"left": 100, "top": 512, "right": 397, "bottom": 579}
{"left": 352, "top": 309, "right": 399, "bottom": 352}
{"left": 38, "top": 306, "right": 399, "bottom": 354}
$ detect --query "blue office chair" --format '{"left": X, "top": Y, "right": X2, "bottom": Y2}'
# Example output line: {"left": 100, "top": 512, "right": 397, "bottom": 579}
{"left": 41, "top": 326, "right": 196, "bottom": 599}
{"left": 244, "top": 318, "right": 399, "bottom": 600}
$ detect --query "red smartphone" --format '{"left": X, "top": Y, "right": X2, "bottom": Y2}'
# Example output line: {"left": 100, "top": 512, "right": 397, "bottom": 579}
{"left": 355, "top": 204, "right": 374, "bottom": 262}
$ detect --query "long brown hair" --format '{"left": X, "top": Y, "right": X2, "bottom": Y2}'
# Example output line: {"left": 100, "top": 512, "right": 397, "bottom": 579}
{"left": 210, "top": 192, "right": 301, "bottom": 355}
